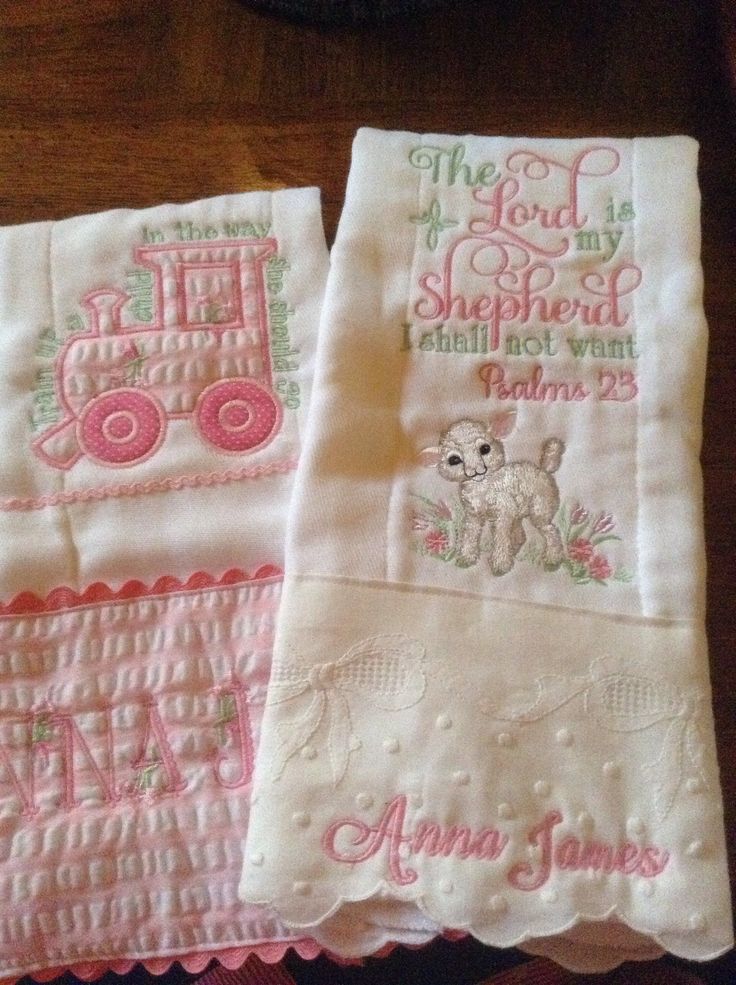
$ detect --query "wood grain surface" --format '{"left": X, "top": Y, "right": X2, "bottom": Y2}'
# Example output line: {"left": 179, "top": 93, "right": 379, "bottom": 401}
{"left": 0, "top": 0, "right": 733, "bottom": 982}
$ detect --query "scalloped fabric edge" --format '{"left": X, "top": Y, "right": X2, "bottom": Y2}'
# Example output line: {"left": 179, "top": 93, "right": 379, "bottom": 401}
{"left": 0, "top": 933, "right": 461, "bottom": 984}
{"left": 0, "top": 939, "right": 324, "bottom": 985}
{"left": 244, "top": 886, "right": 733, "bottom": 969}
{"left": 0, "top": 565, "right": 283, "bottom": 617}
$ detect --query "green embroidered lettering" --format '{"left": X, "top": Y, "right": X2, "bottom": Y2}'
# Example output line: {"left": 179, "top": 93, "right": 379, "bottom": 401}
{"left": 36, "top": 327, "right": 60, "bottom": 359}
{"left": 266, "top": 255, "right": 291, "bottom": 294}
{"left": 223, "top": 221, "right": 272, "bottom": 239}
{"left": 175, "top": 221, "right": 220, "bottom": 242}
{"left": 506, "top": 330, "right": 558, "bottom": 358}
{"left": 475, "top": 162, "right": 499, "bottom": 187}
{"left": 126, "top": 269, "right": 154, "bottom": 323}
{"left": 272, "top": 355, "right": 299, "bottom": 372}
{"left": 591, "top": 338, "right": 606, "bottom": 357}
{"left": 267, "top": 260, "right": 299, "bottom": 385}
{"left": 398, "top": 323, "right": 492, "bottom": 355}
{"left": 409, "top": 144, "right": 446, "bottom": 183}
{"left": 408, "top": 143, "right": 498, "bottom": 187}
{"left": 567, "top": 337, "right": 590, "bottom": 358}
{"left": 603, "top": 229, "right": 623, "bottom": 261}
{"left": 434, "top": 326, "right": 452, "bottom": 352}
{"left": 605, "top": 199, "right": 635, "bottom": 223}
{"left": 506, "top": 335, "right": 522, "bottom": 357}
{"left": 575, "top": 230, "right": 601, "bottom": 252}
{"left": 447, "top": 143, "right": 471, "bottom": 186}
{"left": 566, "top": 335, "right": 638, "bottom": 360}
{"left": 275, "top": 378, "right": 301, "bottom": 410}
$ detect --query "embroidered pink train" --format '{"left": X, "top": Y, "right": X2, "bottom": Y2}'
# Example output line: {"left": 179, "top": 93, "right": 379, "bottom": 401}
{"left": 34, "top": 239, "right": 283, "bottom": 469}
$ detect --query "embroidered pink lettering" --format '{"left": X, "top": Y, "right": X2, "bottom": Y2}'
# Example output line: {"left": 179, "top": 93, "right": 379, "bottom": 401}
{"left": 468, "top": 146, "right": 621, "bottom": 253}
{"left": 212, "top": 678, "right": 255, "bottom": 789}
{"left": 479, "top": 362, "right": 590, "bottom": 403}
{"left": 46, "top": 707, "right": 119, "bottom": 809}
{"left": 132, "top": 698, "right": 187, "bottom": 797}
{"left": 468, "top": 178, "right": 570, "bottom": 258}
{"left": 507, "top": 810, "right": 670, "bottom": 891}
{"left": 323, "top": 800, "right": 671, "bottom": 890}
{"left": 323, "top": 794, "right": 509, "bottom": 885}
{"left": 0, "top": 733, "right": 38, "bottom": 818}
{"left": 507, "top": 810, "right": 562, "bottom": 890}
{"left": 323, "top": 793, "right": 416, "bottom": 885}
{"left": 0, "top": 680, "right": 261, "bottom": 817}
{"left": 414, "top": 251, "right": 642, "bottom": 346}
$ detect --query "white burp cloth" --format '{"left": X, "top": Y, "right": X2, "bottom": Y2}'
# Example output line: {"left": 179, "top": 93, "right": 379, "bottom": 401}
{"left": 0, "top": 189, "right": 328, "bottom": 980}
{"left": 240, "top": 130, "right": 733, "bottom": 972}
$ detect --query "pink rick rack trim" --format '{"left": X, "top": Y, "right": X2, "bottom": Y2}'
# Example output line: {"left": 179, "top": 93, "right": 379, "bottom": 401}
{"left": 0, "top": 939, "right": 324, "bottom": 985}
{"left": 0, "top": 458, "right": 298, "bottom": 512}
{"left": 0, "top": 565, "right": 282, "bottom": 617}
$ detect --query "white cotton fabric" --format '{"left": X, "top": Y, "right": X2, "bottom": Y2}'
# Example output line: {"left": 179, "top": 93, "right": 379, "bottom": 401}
{"left": 0, "top": 189, "right": 327, "bottom": 596}
{"left": 241, "top": 130, "right": 733, "bottom": 971}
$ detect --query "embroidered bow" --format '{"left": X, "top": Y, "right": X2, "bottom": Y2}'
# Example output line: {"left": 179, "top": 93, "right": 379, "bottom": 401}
{"left": 488, "top": 654, "right": 705, "bottom": 821}
{"left": 268, "top": 635, "right": 426, "bottom": 787}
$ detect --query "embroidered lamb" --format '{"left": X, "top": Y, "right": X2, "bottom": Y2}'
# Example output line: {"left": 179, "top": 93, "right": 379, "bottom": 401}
{"left": 421, "top": 415, "right": 565, "bottom": 576}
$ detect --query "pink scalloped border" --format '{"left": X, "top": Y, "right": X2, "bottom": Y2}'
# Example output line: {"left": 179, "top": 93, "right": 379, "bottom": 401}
{"left": 0, "top": 931, "right": 463, "bottom": 984}
{"left": 0, "top": 939, "right": 324, "bottom": 985}
{"left": 0, "top": 565, "right": 283, "bottom": 617}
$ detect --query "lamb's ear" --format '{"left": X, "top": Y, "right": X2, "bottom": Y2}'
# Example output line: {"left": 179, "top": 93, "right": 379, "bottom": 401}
{"left": 419, "top": 446, "right": 442, "bottom": 467}
{"left": 489, "top": 409, "right": 517, "bottom": 439}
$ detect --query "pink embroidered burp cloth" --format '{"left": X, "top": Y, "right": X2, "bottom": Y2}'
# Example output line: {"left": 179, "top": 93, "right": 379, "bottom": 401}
{"left": 0, "top": 189, "right": 328, "bottom": 980}
{"left": 240, "top": 129, "right": 733, "bottom": 971}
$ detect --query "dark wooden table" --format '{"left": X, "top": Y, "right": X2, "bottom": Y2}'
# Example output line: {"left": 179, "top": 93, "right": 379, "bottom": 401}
{"left": 0, "top": 1, "right": 733, "bottom": 983}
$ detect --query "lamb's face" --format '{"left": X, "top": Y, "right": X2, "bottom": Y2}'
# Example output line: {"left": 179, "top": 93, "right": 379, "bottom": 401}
{"left": 436, "top": 420, "right": 505, "bottom": 482}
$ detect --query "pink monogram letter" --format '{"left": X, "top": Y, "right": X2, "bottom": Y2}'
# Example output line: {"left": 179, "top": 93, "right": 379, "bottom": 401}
{"left": 507, "top": 809, "right": 562, "bottom": 891}
{"left": 323, "top": 794, "right": 417, "bottom": 886}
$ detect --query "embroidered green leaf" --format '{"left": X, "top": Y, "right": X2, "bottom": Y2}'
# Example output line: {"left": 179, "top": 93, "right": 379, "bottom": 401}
{"left": 613, "top": 567, "right": 634, "bottom": 583}
{"left": 215, "top": 693, "right": 237, "bottom": 745}
{"left": 135, "top": 745, "right": 162, "bottom": 791}
{"left": 411, "top": 493, "right": 633, "bottom": 587}
{"left": 136, "top": 763, "right": 159, "bottom": 790}
{"left": 31, "top": 716, "right": 53, "bottom": 744}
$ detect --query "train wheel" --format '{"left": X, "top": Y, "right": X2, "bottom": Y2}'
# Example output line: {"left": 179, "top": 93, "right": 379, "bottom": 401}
{"left": 194, "top": 378, "right": 281, "bottom": 453}
{"left": 78, "top": 389, "right": 166, "bottom": 466}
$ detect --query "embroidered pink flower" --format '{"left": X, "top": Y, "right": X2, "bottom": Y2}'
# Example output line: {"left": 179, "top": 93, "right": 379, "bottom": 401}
{"left": 570, "top": 504, "right": 589, "bottom": 525}
{"left": 567, "top": 537, "right": 594, "bottom": 563}
{"left": 435, "top": 500, "right": 453, "bottom": 520}
{"left": 593, "top": 512, "right": 615, "bottom": 535}
{"left": 425, "top": 529, "right": 449, "bottom": 554}
{"left": 587, "top": 554, "right": 612, "bottom": 581}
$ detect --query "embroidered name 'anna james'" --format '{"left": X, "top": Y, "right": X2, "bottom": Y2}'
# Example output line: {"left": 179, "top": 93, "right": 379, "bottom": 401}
{"left": 323, "top": 794, "right": 671, "bottom": 891}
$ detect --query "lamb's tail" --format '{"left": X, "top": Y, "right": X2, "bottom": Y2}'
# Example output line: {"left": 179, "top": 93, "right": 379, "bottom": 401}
{"left": 539, "top": 437, "right": 565, "bottom": 474}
